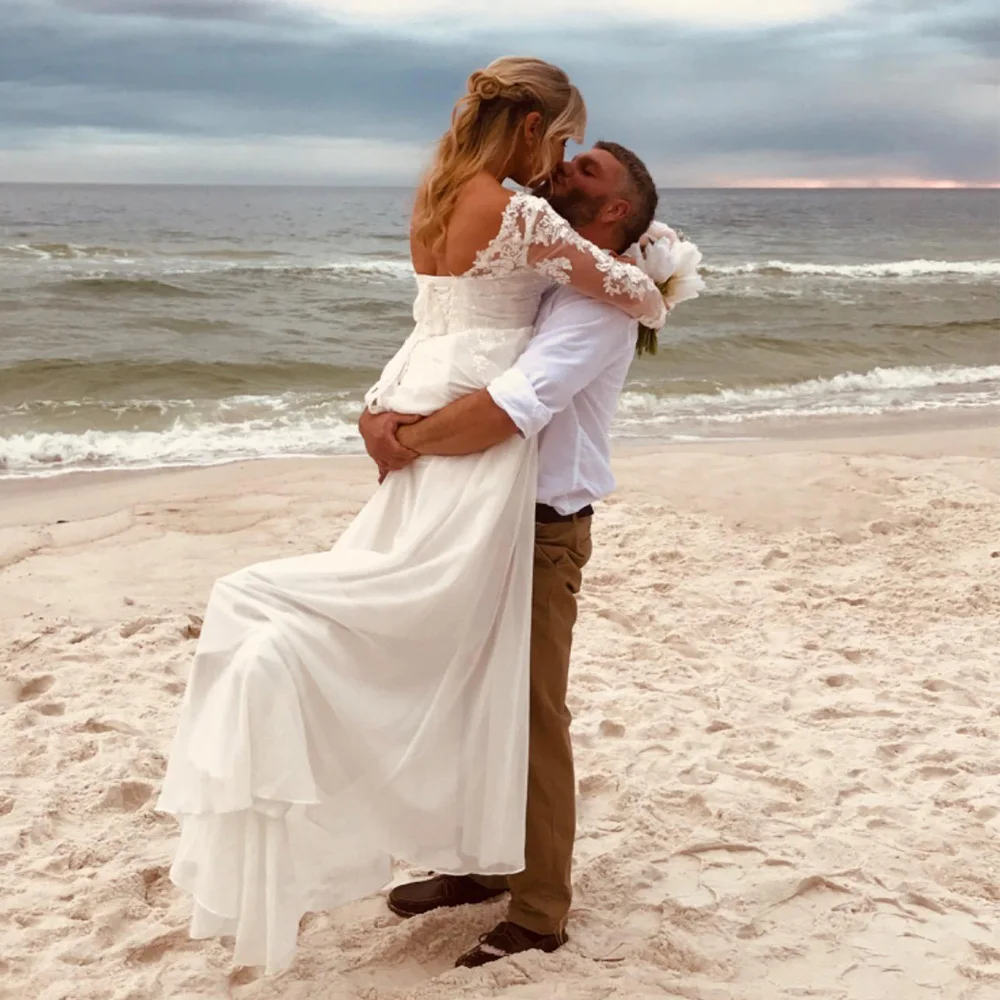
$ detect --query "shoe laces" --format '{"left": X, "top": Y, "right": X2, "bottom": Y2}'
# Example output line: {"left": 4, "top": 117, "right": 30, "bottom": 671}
{"left": 479, "top": 922, "right": 525, "bottom": 949}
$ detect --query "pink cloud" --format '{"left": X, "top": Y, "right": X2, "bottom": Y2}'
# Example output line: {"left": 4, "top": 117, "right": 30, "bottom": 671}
{"left": 722, "top": 177, "right": 1000, "bottom": 189}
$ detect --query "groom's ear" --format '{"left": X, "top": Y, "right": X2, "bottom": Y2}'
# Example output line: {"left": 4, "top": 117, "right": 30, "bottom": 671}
{"left": 601, "top": 197, "right": 631, "bottom": 226}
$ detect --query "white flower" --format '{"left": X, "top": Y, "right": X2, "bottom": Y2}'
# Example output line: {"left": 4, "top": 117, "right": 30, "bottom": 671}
{"left": 643, "top": 220, "right": 677, "bottom": 245}
{"left": 672, "top": 239, "right": 702, "bottom": 273}
{"left": 633, "top": 219, "right": 706, "bottom": 327}
{"left": 663, "top": 271, "right": 705, "bottom": 309}
{"left": 642, "top": 238, "right": 677, "bottom": 284}
{"left": 663, "top": 239, "right": 705, "bottom": 309}
{"left": 624, "top": 241, "right": 644, "bottom": 266}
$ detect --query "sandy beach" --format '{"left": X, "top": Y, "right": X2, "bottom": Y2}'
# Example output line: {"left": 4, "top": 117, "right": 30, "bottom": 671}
{"left": 1, "top": 417, "right": 998, "bottom": 1000}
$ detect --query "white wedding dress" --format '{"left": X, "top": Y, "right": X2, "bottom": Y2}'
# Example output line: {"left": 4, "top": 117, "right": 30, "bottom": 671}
{"left": 157, "top": 193, "right": 665, "bottom": 973}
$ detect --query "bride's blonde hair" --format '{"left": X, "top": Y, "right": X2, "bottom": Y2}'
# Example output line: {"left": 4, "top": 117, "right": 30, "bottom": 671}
{"left": 412, "top": 57, "right": 586, "bottom": 254}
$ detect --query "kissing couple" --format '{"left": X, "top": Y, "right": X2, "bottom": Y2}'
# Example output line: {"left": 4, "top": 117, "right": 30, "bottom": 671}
{"left": 158, "top": 55, "right": 699, "bottom": 974}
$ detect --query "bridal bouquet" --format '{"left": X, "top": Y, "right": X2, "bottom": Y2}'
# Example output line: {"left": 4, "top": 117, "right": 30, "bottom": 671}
{"left": 630, "top": 221, "right": 705, "bottom": 355}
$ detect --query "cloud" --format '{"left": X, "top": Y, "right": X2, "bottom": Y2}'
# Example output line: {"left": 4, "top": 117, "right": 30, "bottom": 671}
{"left": 62, "top": 0, "right": 294, "bottom": 22}
{"left": 0, "top": 129, "right": 426, "bottom": 184}
{"left": 0, "top": 0, "right": 996, "bottom": 185}
{"left": 293, "top": 0, "right": 857, "bottom": 30}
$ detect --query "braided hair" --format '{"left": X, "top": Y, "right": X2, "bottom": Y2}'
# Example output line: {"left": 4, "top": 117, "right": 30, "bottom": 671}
{"left": 413, "top": 57, "right": 586, "bottom": 254}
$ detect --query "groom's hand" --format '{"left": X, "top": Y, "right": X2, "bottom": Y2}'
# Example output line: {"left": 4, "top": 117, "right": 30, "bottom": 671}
{"left": 358, "top": 409, "right": 422, "bottom": 475}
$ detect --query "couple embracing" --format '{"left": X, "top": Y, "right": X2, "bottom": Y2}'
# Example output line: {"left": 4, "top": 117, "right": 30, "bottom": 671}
{"left": 158, "top": 56, "right": 697, "bottom": 974}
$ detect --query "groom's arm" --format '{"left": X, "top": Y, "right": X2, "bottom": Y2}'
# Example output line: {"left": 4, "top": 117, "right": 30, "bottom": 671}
{"left": 395, "top": 294, "right": 629, "bottom": 457}
{"left": 394, "top": 389, "right": 518, "bottom": 456}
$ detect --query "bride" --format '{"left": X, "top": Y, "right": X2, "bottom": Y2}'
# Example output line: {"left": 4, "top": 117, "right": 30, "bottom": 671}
{"left": 157, "top": 56, "right": 666, "bottom": 973}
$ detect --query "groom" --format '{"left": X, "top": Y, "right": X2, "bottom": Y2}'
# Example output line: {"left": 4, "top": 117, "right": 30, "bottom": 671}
{"left": 359, "top": 142, "right": 659, "bottom": 968}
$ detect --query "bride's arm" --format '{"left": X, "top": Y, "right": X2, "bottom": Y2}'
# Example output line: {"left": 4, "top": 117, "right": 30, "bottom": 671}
{"left": 485, "top": 194, "right": 666, "bottom": 329}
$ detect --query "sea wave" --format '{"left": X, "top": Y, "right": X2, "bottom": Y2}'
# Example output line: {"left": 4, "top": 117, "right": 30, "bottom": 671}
{"left": 19, "top": 259, "right": 416, "bottom": 289}
{"left": 1, "top": 243, "right": 290, "bottom": 263}
{"left": 160, "top": 258, "right": 415, "bottom": 281}
{"left": 208, "top": 254, "right": 999, "bottom": 287}
{"left": 697, "top": 363, "right": 1000, "bottom": 398}
{"left": 705, "top": 259, "right": 1000, "bottom": 279}
{"left": 0, "top": 392, "right": 365, "bottom": 478}
{"left": 615, "top": 364, "right": 1000, "bottom": 430}
{"left": 50, "top": 276, "right": 203, "bottom": 297}
{"left": 167, "top": 249, "right": 287, "bottom": 261}
{"left": 0, "top": 359, "right": 376, "bottom": 401}
{"left": 312, "top": 259, "right": 413, "bottom": 278}
{"left": 3, "top": 364, "right": 998, "bottom": 479}
{"left": 0, "top": 242, "right": 139, "bottom": 260}
{"left": 3, "top": 245, "right": 415, "bottom": 282}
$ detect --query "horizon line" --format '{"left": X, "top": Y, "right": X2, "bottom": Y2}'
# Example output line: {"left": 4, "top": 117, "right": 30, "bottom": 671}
{"left": 1, "top": 181, "right": 998, "bottom": 190}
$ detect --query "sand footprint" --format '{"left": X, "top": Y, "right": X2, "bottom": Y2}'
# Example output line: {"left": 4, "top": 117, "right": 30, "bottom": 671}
{"left": 76, "top": 718, "right": 142, "bottom": 736}
{"left": 915, "top": 765, "right": 960, "bottom": 780}
{"left": 125, "top": 928, "right": 198, "bottom": 965}
{"left": 599, "top": 719, "right": 626, "bottom": 738}
{"left": 17, "top": 675, "right": 55, "bottom": 701}
{"left": 595, "top": 606, "right": 637, "bottom": 631}
{"left": 666, "top": 635, "right": 707, "bottom": 660}
{"left": 119, "top": 616, "right": 165, "bottom": 639}
{"left": 229, "top": 966, "right": 262, "bottom": 988}
{"left": 921, "top": 678, "right": 980, "bottom": 707}
{"left": 139, "top": 866, "right": 174, "bottom": 908}
{"left": 99, "top": 781, "right": 154, "bottom": 812}
{"left": 824, "top": 673, "right": 856, "bottom": 688}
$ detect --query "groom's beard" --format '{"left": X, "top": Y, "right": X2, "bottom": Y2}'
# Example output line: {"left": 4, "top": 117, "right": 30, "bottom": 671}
{"left": 545, "top": 188, "right": 602, "bottom": 231}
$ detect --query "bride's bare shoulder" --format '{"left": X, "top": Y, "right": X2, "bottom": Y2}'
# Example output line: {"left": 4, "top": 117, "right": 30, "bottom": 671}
{"left": 451, "top": 176, "right": 515, "bottom": 230}
{"left": 410, "top": 175, "right": 524, "bottom": 276}
{"left": 444, "top": 178, "right": 518, "bottom": 273}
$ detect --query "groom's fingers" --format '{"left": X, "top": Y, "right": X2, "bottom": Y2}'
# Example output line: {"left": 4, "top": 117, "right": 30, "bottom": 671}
{"left": 384, "top": 437, "right": 419, "bottom": 468}
{"left": 362, "top": 411, "right": 421, "bottom": 470}
{"left": 386, "top": 414, "right": 422, "bottom": 462}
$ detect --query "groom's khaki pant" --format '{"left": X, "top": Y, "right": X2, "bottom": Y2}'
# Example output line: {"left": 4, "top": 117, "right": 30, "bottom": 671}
{"left": 472, "top": 513, "right": 593, "bottom": 935}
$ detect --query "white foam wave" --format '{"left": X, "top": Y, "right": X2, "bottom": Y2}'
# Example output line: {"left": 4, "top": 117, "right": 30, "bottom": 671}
{"left": 162, "top": 258, "right": 414, "bottom": 280}
{"left": 613, "top": 364, "right": 1000, "bottom": 432}
{"left": 33, "top": 256, "right": 417, "bottom": 283}
{"left": 0, "top": 242, "right": 140, "bottom": 262}
{"left": 4, "top": 365, "right": 998, "bottom": 478}
{"left": 706, "top": 364, "right": 1000, "bottom": 398}
{"left": 0, "top": 395, "right": 366, "bottom": 479}
{"left": 312, "top": 259, "right": 414, "bottom": 279}
{"left": 707, "top": 259, "right": 1000, "bottom": 279}
{"left": 2, "top": 242, "right": 415, "bottom": 283}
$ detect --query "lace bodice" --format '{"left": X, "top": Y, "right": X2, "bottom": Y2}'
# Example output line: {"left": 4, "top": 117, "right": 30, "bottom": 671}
{"left": 365, "top": 193, "right": 665, "bottom": 417}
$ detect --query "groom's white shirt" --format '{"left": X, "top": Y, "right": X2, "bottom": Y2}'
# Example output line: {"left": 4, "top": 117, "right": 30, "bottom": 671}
{"left": 487, "top": 286, "right": 638, "bottom": 515}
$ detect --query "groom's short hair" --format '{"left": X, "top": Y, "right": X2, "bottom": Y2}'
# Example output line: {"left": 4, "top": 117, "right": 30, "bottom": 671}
{"left": 595, "top": 141, "right": 659, "bottom": 251}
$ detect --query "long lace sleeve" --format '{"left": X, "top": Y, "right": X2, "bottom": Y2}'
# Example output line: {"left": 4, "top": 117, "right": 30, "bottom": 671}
{"left": 469, "top": 193, "right": 666, "bottom": 329}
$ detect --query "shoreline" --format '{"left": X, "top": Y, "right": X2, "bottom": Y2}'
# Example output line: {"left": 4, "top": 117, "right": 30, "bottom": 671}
{"left": 2, "top": 405, "right": 998, "bottom": 509}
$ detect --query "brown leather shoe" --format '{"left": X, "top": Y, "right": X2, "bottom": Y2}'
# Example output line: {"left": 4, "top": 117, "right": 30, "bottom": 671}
{"left": 387, "top": 874, "right": 507, "bottom": 918}
{"left": 455, "top": 921, "right": 567, "bottom": 968}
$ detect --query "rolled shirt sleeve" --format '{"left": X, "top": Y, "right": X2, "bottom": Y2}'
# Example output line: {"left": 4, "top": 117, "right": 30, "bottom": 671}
{"left": 487, "top": 291, "right": 634, "bottom": 439}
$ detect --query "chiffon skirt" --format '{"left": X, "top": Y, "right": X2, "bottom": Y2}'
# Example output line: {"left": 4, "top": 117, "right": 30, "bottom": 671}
{"left": 157, "top": 436, "right": 537, "bottom": 972}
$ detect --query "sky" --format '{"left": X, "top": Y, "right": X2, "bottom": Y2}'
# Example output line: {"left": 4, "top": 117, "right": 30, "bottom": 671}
{"left": 0, "top": 0, "right": 998, "bottom": 186}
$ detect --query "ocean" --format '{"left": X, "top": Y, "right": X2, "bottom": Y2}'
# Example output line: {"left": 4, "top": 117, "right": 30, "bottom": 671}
{"left": 1, "top": 184, "right": 997, "bottom": 479}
